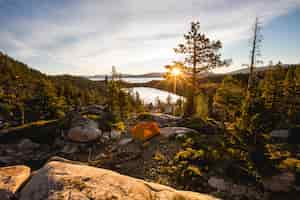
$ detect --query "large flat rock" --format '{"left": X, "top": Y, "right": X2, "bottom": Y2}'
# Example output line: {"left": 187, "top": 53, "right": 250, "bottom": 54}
{"left": 20, "top": 161, "right": 218, "bottom": 200}
{"left": 0, "top": 165, "right": 31, "bottom": 199}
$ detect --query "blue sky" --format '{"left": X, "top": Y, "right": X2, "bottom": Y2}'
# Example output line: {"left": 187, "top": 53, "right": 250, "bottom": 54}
{"left": 0, "top": 0, "right": 299, "bottom": 75}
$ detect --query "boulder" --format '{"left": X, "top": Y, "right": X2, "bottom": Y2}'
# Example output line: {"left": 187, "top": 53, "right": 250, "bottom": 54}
{"left": 270, "top": 129, "right": 289, "bottom": 139}
{"left": 60, "top": 143, "right": 79, "bottom": 154}
{"left": 208, "top": 177, "right": 227, "bottom": 191}
{"left": 137, "top": 113, "right": 181, "bottom": 127}
{"left": 67, "top": 120, "right": 102, "bottom": 142}
{"left": 160, "top": 127, "right": 198, "bottom": 138}
{"left": 0, "top": 165, "right": 30, "bottom": 199}
{"left": 118, "top": 138, "right": 133, "bottom": 146}
{"left": 0, "top": 142, "right": 53, "bottom": 167}
{"left": 208, "top": 177, "right": 260, "bottom": 199}
{"left": 262, "top": 172, "right": 295, "bottom": 192}
{"left": 102, "top": 129, "right": 122, "bottom": 140}
{"left": 46, "top": 156, "right": 87, "bottom": 166}
{"left": 110, "top": 129, "right": 122, "bottom": 139}
{"left": 80, "top": 105, "right": 105, "bottom": 115}
{"left": 20, "top": 161, "right": 218, "bottom": 200}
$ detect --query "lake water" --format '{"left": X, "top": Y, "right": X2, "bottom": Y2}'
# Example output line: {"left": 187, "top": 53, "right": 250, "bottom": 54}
{"left": 129, "top": 87, "right": 184, "bottom": 104}
{"left": 90, "top": 77, "right": 182, "bottom": 104}
{"left": 89, "top": 77, "right": 163, "bottom": 83}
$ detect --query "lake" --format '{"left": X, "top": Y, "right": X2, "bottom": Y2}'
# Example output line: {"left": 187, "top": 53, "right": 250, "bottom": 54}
{"left": 129, "top": 87, "right": 184, "bottom": 104}
{"left": 89, "top": 77, "right": 164, "bottom": 83}
{"left": 90, "top": 77, "right": 183, "bottom": 104}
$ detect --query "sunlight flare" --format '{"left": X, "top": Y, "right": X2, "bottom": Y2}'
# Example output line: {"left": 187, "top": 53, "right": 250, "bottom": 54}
{"left": 171, "top": 68, "right": 181, "bottom": 76}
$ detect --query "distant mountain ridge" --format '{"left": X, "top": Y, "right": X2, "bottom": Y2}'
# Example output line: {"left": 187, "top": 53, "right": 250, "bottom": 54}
{"left": 224, "top": 64, "right": 298, "bottom": 75}
{"left": 86, "top": 72, "right": 164, "bottom": 79}
{"left": 87, "top": 64, "right": 298, "bottom": 79}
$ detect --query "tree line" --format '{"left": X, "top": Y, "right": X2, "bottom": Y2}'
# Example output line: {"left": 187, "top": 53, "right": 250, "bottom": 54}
{"left": 0, "top": 52, "right": 107, "bottom": 127}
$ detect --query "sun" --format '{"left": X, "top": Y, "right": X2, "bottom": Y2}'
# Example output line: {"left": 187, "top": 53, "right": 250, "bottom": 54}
{"left": 171, "top": 68, "right": 181, "bottom": 76}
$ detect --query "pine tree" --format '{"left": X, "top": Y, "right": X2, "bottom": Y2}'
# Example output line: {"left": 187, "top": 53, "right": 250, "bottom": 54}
{"left": 174, "top": 21, "right": 225, "bottom": 116}
{"left": 195, "top": 92, "right": 209, "bottom": 119}
{"left": 240, "top": 18, "right": 263, "bottom": 133}
{"left": 119, "top": 91, "right": 131, "bottom": 120}
{"left": 155, "top": 96, "right": 163, "bottom": 112}
{"left": 166, "top": 94, "right": 172, "bottom": 105}
{"left": 106, "top": 66, "right": 121, "bottom": 120}
{"left": 213, "top": 76, "right": 244, "bottom": 122}
{"left": 134, "top": 91, "right": 144, "bottom": 113}
{"left": 283, "top": 67, "right": 296, "bottom": 123}
{"left": 261, "top": 70, "right": 278, "bottom": 110}
{"left": 295, "top": 66, "right": 300, "bottom": 121}
{"left": 247, "top": 17, "right": 263, "bottom": 92}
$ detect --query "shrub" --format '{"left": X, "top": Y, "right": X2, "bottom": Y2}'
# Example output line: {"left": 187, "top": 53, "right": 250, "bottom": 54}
{"left": 153, "top": 151, "right": 166, "bottom": 162}
{"left": 112, "top": 121, "right": 125, "bottom": 131}
{"left": 279, "top": 158, "right": 300, "bottom": 171}
{"left": 186, "top": 165, "right": 203, "bottom": 177}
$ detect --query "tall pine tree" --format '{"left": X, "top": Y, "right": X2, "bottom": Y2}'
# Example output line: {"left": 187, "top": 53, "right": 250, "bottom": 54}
{"left": 283, "top": 67, "right": 296, "bottom": 123}
{"left": 174, "top": 21, "right": 225, "bottom": 116}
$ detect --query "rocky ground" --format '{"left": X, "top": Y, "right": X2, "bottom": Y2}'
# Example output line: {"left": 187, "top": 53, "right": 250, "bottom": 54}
{"left": 0, "top": 105, "right": 299, "bottom": 199}
{"left": 1, "top": 159, "right": 218, "bottom": 200}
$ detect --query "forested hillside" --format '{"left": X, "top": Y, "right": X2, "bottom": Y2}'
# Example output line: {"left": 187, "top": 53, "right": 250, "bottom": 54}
{"left": 212, "top": 63, "right": 300, "bottom": 129}
{"left": 133, "top": 63, "right": 300, "bottom": 130}
{"left": 0, "top": 52, "right": 106, "bottom": 127}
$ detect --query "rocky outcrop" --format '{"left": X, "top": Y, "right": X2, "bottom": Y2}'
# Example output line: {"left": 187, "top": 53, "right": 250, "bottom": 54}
{"left": 20, "top": 161, "right": 218, "bottom": 200}
{"left": 262, "top": 172, "right": 295, "bottom": 192}
{"left": 137, "top": 113, "right": 181, "bottom": 127}
{"left": 208, "top": 177, "right": 261, "bottom": 199}
{"left": 80, "top": 105, "right": 105, "bottom": 115}
{"left": 118, "top": 138, "right": 133, "bottom": 146}
{"left": 102, "top": 129, "right": 122, "bottom": 141}
{"left": 0, "top": 165, "right": 30, "bottom": 200}
{"left": 0, "top": 139, "right": 52, "bottom": 167}
{"left": 17, "top": 138, "right": 40, "bottom": 151}
{"left": 67, "top": 119, "right": 102, "bottom": 142}
{"left": 270, "top": 129, "right": 289, "bottom": 139}
{"left": 160, "top": 127, "right": 198, "bottom": 138}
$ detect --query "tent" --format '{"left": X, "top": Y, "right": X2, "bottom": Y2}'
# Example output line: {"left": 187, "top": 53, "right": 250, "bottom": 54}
{"left": 131, "top": 122, "right": 160, "bottom": 141}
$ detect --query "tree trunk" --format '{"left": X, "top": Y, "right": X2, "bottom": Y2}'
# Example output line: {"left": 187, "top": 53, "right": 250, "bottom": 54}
{"left": 189, "top": 37, "right": 197, "bottom": 116}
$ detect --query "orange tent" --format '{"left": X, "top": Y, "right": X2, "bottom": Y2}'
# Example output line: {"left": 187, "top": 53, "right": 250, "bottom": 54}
{"left": 131, "top": 121, "right": 160, "bottom": 141}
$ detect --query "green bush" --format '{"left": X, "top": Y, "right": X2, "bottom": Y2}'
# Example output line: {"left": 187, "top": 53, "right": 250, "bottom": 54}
{"left": 279, "top": 158, "right": 300, "bottom": 171}
{"left": 112, "top": 121, "right": 125, "bottom": 131}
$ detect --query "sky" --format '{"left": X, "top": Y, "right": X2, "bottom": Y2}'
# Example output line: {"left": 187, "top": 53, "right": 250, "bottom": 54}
{"left": 0, "top": 0, "right": 300, "bottom": 75}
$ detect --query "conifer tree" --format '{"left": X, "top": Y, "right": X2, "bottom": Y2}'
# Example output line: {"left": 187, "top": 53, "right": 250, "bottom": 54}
{"left": 295, "top": 66, "right": 300, "bottom": 121}
{"left": 107, "top": 66, "right": 120, "bottom": 120}
{"left": 283, "top": 67, "right": 296, "bottom": 123}
{"left": 240, "top": 17, "right": 263, "bottom": 136}
{"left": 174, "top": 21, "right": 225, "bottom": 116}
{"left": 213, "top": 76, "right": 244, "bottom": 122}
{"left": 134, "top": 91, "right": 144, "bottom": 113}
{"left": 247, "top": 17, "right": 263, "bottom": 92}
{"left": 261, "top": 69, "right": 278, "bottom": 110}
{"left": 166, "top": 94, "right": 172, "bottom": 105}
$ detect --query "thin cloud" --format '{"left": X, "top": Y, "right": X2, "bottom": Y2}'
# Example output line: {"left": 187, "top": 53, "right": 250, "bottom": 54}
{"left": 0, "top": 0, "right": 299, "bottom": 75}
